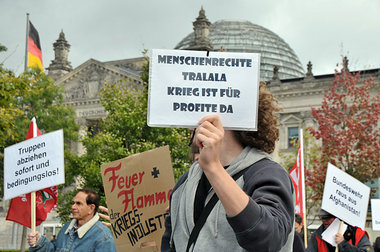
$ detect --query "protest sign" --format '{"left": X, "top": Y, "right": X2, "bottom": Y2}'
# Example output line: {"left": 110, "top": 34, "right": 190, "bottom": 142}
{"left": 101, "top": 146, "right": 175, "bottom": 251}
{"left": 321, "top": 163, "right": 370, "bottom": 229}
{"left": 3, "top": 129, "right": 64, "bottom": 200}
{"left": 321, "top": 218, "right": 347, "bottom": 246}
{"left": 371, "top": 199, "right": 380, "bottom": 231}
{"left": 148, "top": 49, "right": 260, "bottom": 130}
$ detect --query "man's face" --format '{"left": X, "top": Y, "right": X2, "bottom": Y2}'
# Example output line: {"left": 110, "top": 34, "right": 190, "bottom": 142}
{"left": 321, "top": 216, "right": 335, "bottom": 229}
{"left": 295, "top": 221, "right": 302, "bottom": 233}
{"left": 72, "top": 192, "right": 94, "bottom": 222}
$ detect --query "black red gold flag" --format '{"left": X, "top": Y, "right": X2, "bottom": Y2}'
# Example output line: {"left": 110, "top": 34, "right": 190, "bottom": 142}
{"left": 27, "top": 21, "right": 43, "bottom": 71}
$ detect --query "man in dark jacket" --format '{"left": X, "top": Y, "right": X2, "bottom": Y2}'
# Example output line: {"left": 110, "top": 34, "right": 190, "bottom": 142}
{"left": 306, "top": 209, "right": 373, "bottom": 252}
{"left": 293, "top": 229, "right": 305, "bottom": 252}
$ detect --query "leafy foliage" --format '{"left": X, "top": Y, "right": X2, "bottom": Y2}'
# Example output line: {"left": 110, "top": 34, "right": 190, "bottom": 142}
{"left": 56, "top": 56, "right": 191, "bottom": 221}
{"left": 0, "top": 43, "right": 6, "bottom": 52}
{"left": 0, "top": 71, "right": 30, "bottom": 144}
{"left": 0, "top": 68, "right": 80, "bottom": 198}
{"left": 80, "top": 83, "right": 190, "bottom": 199}
{"left": 307, "top": 65, "right": 380, "bottom": 201}
{"left": 55, "top": 189, "right": 77, "bottom": 224}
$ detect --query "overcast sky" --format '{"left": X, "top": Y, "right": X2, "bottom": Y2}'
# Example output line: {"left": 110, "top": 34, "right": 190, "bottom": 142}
{"left": 1, "top": 0, "right": 379, "bottom": 76}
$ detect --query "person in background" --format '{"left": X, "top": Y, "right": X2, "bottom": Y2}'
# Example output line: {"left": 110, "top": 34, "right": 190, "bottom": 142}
{"left": 295, "top": 213, "right": 304, "bottom": 234}
{"left": 306, "top": 209, "right": 373, "bottom": 252}
{"left": 27, "top": 188, "right": 116, "bottom": 252}
{"left": 293, "top": 213, "right": 305, "bottom": 251}
{"left": 50, "top": 235, "right": 56, "bottom": 243}
{"left": 293, "top": 228, "right": 306, "bottom": 252}
{"left": 295, "top": 213, "right": 306, "bottom": 244}
{"left": 161, "top": 82, "right": 295, "bottom": 251}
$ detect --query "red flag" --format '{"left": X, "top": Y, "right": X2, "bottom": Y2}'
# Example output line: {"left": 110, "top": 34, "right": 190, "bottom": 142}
{"left": 289, "top": 140, "right": 306, "bottom": 218}
{"left": 27, "top": 21, "right": 44, "bottom": 72}
{"left": 6, "top": 118, "right": 57, "bottom": 228}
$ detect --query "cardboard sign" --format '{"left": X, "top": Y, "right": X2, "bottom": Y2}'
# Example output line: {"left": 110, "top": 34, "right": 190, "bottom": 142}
{"left": 101, "top": 146, "right": 175, "bottom": 251}
{"left": 321, "top": 163, "right": 370, "bottom": 229}
{"left": 148, "top": 49, "right": 261, "bottom": 131}
{"left": 3, "top": 129, "right": 65, "bottom": 200}
{"left": 371, "top": 199, "right": 380, "bottom": 230}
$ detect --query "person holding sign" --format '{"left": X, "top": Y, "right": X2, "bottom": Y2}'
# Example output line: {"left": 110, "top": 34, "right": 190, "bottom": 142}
{"left": 27, "top": 188, "right": 116, "bottom": 252}
{"left": 161, "top": 82, "right": 295, "bottom": 251}
{"left": 306, "top": 209, "right": 373, "bottom": 252}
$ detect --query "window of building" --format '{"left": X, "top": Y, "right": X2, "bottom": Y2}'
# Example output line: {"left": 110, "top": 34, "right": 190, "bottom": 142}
{"left": 367, "top": 179, "right": 379, "bottom": 199}
{"left": 288, "top": 127, "right": 299, "bottom": 147}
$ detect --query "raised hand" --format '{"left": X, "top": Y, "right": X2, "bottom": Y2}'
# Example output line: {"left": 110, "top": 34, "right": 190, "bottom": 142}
{"left": 196, "top": 114, "right": 224, "bottom": 170}
{"left": 27, "top": 231, "right": 40, "bottom": 247}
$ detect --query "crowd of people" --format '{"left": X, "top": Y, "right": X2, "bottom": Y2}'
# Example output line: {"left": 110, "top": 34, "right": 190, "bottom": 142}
{"left": 25, "top": 82, "right": 378, "bottom": 252}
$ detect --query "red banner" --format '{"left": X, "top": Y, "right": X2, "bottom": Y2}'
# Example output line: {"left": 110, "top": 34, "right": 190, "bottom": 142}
{"left": 289, "top": 143, "right": 305, "bottom": 218}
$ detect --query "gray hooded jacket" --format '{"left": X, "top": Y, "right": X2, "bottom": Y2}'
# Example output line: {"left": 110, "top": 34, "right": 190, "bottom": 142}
{"left": 162, "top": 147, "right": 295, "bottom": 252}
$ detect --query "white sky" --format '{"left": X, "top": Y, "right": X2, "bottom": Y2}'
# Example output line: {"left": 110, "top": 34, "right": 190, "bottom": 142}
{"left": 1, "top": 0, "right": 379, "bottom": 76}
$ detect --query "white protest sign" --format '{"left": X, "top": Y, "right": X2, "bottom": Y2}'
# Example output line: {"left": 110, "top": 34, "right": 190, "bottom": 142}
{"left": 148, "top": 49, "right": 260, "bottom": 130}
{"left": 371, "top": 199, "right": 380, "bottom": 230}
{"left": 3, "top": 129, "right": 65, "bottom": 200}
{"left": 321, "top": 163, "right": 370, "bottom": 229}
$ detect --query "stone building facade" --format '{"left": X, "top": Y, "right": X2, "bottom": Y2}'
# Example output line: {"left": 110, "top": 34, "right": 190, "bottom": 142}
{"left": 50, "top": 8, "right": 379, "bottom": 163}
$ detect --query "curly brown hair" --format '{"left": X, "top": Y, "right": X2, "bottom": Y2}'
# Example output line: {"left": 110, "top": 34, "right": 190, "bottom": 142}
{"left": 234, "top": 82, "right": 281, "bottom": 154}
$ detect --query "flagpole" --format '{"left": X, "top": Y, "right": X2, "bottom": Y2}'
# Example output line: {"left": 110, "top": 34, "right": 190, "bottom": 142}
{"left": 21, "top": 15, "right": 31, "bottom": 252}
{"left": 24, "top": 13, "right": 29, "bottom": 72}
{"left": 300, "top": 128, "right": 308, "bottom": 247}
{"left": 31, "top": 117, "right": 37, "bottom": 234}
{"left": 336, "top": 221, "right": 344, "bottom": 252}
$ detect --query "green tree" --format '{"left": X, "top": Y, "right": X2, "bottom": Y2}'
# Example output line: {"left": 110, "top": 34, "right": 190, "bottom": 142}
{"left": 0, "top": 67, "right": 80, "bottom": 198}
{"left": 56, "top": 56, "right": 191, "bottom": 223}
{"left": 0, "top": 43, "right": 6, "bottom": 52}
{"left": 0, "top": 70, "right": 30, "bottom": 197}
{"left": 0, "top": 43, "right": 7, "bottom": 68}
{"left": 307, "top": 65, "right": 380, "bottom": 201}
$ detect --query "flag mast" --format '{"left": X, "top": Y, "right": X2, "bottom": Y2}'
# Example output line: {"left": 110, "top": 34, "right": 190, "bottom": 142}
{"left": 20, "top": 14, "right": 32, "bottom": 252}
{"left": 25, "top": 13, "right": 37, "bottom": 235}
{"left": 24, "top": 13, "right": 29, "bottom": 72}
{"left": 300, "top": 128, "right": 308, "bottom": 247}
{"left": 31, "top": 117, "right": 37, "bottom": 234}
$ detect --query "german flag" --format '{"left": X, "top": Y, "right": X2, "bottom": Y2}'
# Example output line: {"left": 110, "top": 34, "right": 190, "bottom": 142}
{"left": 28, "top": 21, "right": 43, "bottom": 71}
